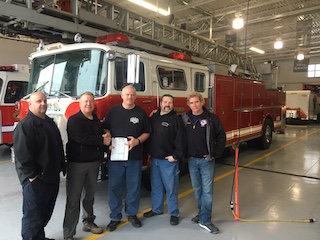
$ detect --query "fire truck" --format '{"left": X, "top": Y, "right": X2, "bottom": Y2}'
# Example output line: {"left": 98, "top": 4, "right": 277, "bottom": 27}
{"left": 0, "top": 64, "right": 29, "bottom": 146}
{"left": 19, "top": 34, "right": 285, "bottom": 175}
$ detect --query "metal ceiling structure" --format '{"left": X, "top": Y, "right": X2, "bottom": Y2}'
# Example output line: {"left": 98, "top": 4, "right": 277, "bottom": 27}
{"left": 173, "top": 0, "right": 320, "bottom": 63}
{"left": 115, "top": 0, "right": 320, "bottom": 63}
{"left": 0, "top": 0, "right": 320, "bottom": 73}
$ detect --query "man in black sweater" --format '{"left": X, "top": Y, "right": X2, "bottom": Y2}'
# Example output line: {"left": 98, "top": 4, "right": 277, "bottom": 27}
{"left": 144, "top": 94, "right": 186, "bottom": 226}
{"left": 63, "top": 92, "right": 110, "bottom": 240}
{"left": 14, "top": 92, "right": 65, "bottom": 240}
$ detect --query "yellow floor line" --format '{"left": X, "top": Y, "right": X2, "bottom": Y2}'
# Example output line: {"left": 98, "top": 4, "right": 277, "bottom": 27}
{"left": 0, "top": 159, "right": 12, "bottom": 164}
{"left": 84, "top": 128, "right": 320, "bottom": 239}
{"left": 285, "top": 124, "right": 308, "bottom": 128}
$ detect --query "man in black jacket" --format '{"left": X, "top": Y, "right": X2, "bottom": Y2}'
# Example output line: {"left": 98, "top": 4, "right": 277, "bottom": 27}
{"left": 63, "top": 92, "right": 110, "bottom": 240}
{"left": 181, "top": 92, "right": 226, "bottom": 234}
{"left": 14, "top": 92, "right": 65, "bottom": 240}
{"left": 144, "top": 94, "right": 186, "bottom": 226}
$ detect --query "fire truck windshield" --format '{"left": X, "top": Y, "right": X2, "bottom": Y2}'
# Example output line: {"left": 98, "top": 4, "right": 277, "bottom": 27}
{"left": 27, "top": 49, "right": 108, "bottom": 98}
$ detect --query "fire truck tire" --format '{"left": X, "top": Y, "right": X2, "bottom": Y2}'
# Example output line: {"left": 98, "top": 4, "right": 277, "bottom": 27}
{"left": 258, "top": 119, "right": 273, "bottom": 149}
{"left": 141, "top": 169, "right": 151, "bottom": 191}
{"left": 247, "top": 139, "right": 258, "bottom": 148}
{"left": 286, "top": 118, "right": 291, "bottom": 125}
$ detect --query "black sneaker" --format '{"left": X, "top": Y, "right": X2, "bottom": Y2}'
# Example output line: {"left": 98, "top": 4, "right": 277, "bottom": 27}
{"left": 106, "top": 220, "right": 121, "bottom": 232}
{"left": 191, "top": 215, "right": 200, "bottom": 223}
{"left": 128, "top": 215, "right": 142, "bottom": 228}
{"left": 170, "top": 216, "right": 179, "bottom": 226}
{"left": 143, "top": 210, "right": 163, "bottom": 218}
{"left": 82, "top": 221, "right": 103, "bottom": 234}
{"left": 199, "top": 223, "right": 219, "bottom": 234}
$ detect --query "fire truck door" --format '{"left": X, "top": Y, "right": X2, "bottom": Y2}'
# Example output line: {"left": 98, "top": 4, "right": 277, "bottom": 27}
{"left": 0, "top": 111, "right": 2, "bottom": 144}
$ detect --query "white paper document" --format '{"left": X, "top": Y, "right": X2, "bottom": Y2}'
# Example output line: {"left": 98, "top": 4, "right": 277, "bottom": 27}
{"left": 110, "top": 137, "right": 129, "bottom": 161}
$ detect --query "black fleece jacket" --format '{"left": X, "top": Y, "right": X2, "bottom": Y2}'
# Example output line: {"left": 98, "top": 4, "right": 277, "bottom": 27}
{"left": 66, "top": 110, "right": 104, "bottom": 163}
{"left": 146, "top": 110, "right": 186, "bottom": 161}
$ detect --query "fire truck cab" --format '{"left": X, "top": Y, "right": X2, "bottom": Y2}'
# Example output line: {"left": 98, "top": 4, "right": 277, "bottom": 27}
{"left": 0, "top": 65, "right": 29, "bottom": 146}
{"left": 19, "top": 34, "right": 285, "bottom": 180}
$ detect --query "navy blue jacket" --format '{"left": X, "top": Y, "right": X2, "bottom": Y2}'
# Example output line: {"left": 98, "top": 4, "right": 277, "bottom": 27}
{"left": 13, "top": 111, "right": 65, "bottom": 185}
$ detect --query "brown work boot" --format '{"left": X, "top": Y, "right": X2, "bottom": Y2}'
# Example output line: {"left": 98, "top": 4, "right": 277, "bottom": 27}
{"left": 82, "top": 221, "right": 103, "bottom": 234}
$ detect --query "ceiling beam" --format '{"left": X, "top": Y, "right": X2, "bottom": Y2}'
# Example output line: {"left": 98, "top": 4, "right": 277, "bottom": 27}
{"left": 174, "top": 0, "right": 217, "bottom": 13}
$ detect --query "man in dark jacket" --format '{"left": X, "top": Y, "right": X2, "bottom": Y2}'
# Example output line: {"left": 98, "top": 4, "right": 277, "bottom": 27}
{"left": 144, "top": 94, "right": 186, "bottom": 226}
{"left": 181, "top": 92, "right": 226, "bottom": 234}
{"left": 63, "top": 92, "right": 110, "bottom": 240}
{"left": 14, "top": 92, "right": 65, "bottom": 240}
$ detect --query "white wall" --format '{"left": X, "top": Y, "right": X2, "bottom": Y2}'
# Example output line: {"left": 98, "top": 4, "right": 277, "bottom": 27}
{"left": 258, "top": 56, "right": 320, "bottom": 91}
{"left": 0, "top": 38, "right": 37, "bottom": 67}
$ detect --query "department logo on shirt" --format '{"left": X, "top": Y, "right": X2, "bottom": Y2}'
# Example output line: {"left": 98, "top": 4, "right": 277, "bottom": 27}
{"left": 161, "top": 122, "right": 169, "bottom": 127}
{"left": 200, "top": 119, "right": 207, "bottom": 127}
{"left": 130, "top": 117, "right": 140, "bottom": 124}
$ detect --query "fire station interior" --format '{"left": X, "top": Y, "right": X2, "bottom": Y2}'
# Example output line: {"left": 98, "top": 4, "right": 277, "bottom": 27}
{"left": 1, "top": 1, "right": 320, "bottom": 240}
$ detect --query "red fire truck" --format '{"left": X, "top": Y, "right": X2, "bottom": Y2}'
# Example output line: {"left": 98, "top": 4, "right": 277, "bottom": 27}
{"left": 19, "top": 34, "right": 285, "bottom": 172}
{"left": 0, "top": 65, "right": 29, "bottom": 146}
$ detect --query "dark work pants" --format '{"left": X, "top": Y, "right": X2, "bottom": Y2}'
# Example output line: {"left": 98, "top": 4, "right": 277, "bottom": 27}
{"left": 21, "top": 178, "right": 59, "bottom": 240}
{"left": 63, "top": 161, "right": 99, "bottom": 238}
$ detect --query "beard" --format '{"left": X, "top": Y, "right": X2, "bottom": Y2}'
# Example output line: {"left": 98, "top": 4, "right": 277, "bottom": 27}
{"left": 161, "top": 106, "right": 172, "bottom": 114}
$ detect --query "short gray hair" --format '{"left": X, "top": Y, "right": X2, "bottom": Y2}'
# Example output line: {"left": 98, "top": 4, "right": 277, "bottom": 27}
{"left": 80, "top": 91, "right": 94, "bottom": 99}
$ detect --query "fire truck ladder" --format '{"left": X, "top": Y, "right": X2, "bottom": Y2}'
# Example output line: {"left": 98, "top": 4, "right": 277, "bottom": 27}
{"left": 0, "top": 0, "right": 257, "bottom": 76}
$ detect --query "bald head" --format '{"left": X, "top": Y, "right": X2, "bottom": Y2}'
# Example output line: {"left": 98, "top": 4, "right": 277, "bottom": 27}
{"left": 29, "top": 92, "right": 47, "bottom": 119}
{"left": 121, "top": 85, "right": 136, "bottom": 109}
{"left": 121, "top": 85, "right": 136, "bottom": 94}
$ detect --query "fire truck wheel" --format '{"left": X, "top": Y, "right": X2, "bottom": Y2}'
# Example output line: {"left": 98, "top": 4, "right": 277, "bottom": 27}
{"left": 141, "top": 169, "right": 151, "bottom": 191}
{"left": 286, "top": 118, "right": 291, "bottom": 125}
{"left": 258, "top": 119, "right": 273, "bottom": 149}
{"left": 247, "top": 139, "right": 258, "bottom": 148}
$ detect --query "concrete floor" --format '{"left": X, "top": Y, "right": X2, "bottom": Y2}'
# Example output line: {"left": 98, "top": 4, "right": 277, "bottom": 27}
{"left": 1, "top": 124, "right": 320, "bottom": 240}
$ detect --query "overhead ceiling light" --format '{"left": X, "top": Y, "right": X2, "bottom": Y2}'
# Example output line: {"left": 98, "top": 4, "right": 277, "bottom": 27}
{"left": 250, "top": 47, "right": 265, "bottom": 54}
{"left": 233, "top": 15, "right": 244, "bottom": 29}
{"left": 128, "top": 0, "right": 170, "bottom": 16}
{"left": 274, "top": 40, "right": 283, "bottom": 49}
{"left": 297, "top": 53, "right": 305, "bottom": 60}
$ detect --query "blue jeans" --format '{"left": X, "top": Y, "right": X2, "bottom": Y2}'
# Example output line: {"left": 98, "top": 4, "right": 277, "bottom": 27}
{"left": 188, "top": 157, "right": 215, "bottom": 225}
{"left": 150, "top": 158, "right": 180, "bottom": 217}
{"left": 108, "top": 160, "right": 142, "bottom": 221}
